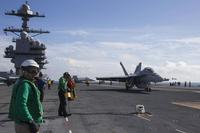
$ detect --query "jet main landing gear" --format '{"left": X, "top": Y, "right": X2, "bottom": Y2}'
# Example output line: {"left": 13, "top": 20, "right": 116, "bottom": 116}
{"left": 145, "top": 87, "right": 151, "bottom": 92}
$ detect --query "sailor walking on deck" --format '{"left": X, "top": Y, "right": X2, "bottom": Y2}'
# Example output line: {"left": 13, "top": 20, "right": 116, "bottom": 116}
{"left": 8, "top": 59, "right": 43, "bottom": 133}
{"left": 58, "top": 72, "right": 71, "bottom": 117}
{"left": 35, "top": 72, "right": 46, "bottom": 102}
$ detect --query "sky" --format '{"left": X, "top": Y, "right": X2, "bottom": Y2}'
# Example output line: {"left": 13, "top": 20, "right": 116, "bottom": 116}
{"left": 1, "top": 0, "right": 200, "bottom": 82}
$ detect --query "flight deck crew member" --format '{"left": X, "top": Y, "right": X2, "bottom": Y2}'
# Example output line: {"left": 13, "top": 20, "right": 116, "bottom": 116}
{"left": 35, "top": 72, "right": 46, "bottom": 102}
{"left": 47, "top": 79, "right": 51, "bottom": 90}
{"left": 8, "top": 59, "right": 43, "bottom": 133}
{"left": 58, "top": 72, "right": 71, "bottom": 117}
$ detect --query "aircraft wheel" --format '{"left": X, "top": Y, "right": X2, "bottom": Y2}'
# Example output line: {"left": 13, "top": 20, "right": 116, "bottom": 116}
{"left": 126, "top": 85, "right": 129, "bottom": 90}
{"left": 126, "top": 87, "right": 129, "bottom": 90}
{"left": 145, "top": 87, "right": 151, "bottom": 92}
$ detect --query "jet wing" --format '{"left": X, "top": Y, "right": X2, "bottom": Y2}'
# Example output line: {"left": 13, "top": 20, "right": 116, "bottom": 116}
{"left": 0, "top": 77, "right": 7, "bottom": 80}
{"left": 96, "top": 76, "right": 130, "bottom": 82}
{"left": 9, "top": 76, "right": 19, "bottom": 80}
{"left": 0, "top": 77, "right": 7, "bottom": 85}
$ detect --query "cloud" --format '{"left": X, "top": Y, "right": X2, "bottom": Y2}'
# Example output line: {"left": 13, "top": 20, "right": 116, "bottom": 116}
{"left": 32, "top": 36, "right": 200, "bottom": 82}
{"left": 67, "top": 58, "right": 92, "bottom": 68}
{"left": 173, "top": 37, "right": 200, "bottom": 44}
{"left": 56, "top": 30, "right": 90, "bottom": 37}
{"left": 154, "top": 61, "right": 200, "bottom": 82}
{"left": 44, "top": 38, "right": 200, "bottom": 82}
{"left": 1, "top": 28, "right": 200, "bottom": 82}
{"left": 99, "top": 42, "right": 148, "bottom": 50}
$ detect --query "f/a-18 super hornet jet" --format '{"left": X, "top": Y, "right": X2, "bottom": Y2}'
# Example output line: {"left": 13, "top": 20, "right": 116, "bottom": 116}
{"left": 96, "top": 62, "right": 169, "bottom": 92}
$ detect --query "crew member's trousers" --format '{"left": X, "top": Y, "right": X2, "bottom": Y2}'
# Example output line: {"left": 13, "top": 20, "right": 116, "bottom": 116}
{"left": 15, "top": 123, "right": 39, "bottom": 133}
{"left": 58, "top": 90, "right": 67, "bottom": 117}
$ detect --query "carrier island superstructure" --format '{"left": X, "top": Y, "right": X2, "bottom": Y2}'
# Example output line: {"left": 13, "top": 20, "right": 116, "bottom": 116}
{"left": 3, "top": 2, "right": 50, "bottom": 75}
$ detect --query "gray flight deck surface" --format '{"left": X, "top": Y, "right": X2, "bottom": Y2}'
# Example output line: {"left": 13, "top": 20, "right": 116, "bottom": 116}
{"left": 0, "top": 83, "right": 200, "bottom": 133}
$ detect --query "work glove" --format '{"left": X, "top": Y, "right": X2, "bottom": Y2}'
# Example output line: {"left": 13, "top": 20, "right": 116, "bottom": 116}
{"left": 29, "top": 120, "right": 40, "bottom": 133}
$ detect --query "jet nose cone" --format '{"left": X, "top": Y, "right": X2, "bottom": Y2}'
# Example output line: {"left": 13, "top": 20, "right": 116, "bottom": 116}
{"left": 156, "top": 75, "right": 164, "bottom": 82}
{"left": 159, "top": 77, "right": 163, "bottom": 82}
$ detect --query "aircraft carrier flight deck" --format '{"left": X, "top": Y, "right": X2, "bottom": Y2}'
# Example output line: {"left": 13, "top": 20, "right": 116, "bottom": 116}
{"left": 0, "top": 83, "right": 200, "bottom": 133}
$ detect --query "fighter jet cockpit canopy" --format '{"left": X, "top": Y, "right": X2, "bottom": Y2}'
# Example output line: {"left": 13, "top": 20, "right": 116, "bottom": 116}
{"left": 143, "top": 67, "right": 154, "bottom": 73}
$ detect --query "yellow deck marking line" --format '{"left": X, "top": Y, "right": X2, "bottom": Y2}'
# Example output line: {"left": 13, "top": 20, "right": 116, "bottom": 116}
{"left": 136, "top": 114, "right": 151, "bottom": 121}
{"left": 176, "top": 129, "right": 186, "bottom": 133}
{"left": 172, "top": 102, "right": 200, "bottom": 110}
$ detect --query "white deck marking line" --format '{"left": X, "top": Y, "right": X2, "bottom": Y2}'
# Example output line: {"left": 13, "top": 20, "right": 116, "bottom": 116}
{"left": 176, "top": 129, "right": 186, "bottom": 133}
{"left": 64, "top": 118, "right": 72, "bottom": 133}
{"left": 136, "top": 114, "right": 151, "bottom": 121}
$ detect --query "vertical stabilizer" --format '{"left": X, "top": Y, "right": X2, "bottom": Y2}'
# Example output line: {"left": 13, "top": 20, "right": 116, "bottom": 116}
{"left": 120, "top": 62, "right": 128, "bottom": 76}
{"left": 134, "top": 62, "right": 142, "bottom": 75}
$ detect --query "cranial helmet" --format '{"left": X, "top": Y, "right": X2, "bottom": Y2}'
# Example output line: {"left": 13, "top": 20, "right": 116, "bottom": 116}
{"left": 21, "top": 59, "right": 39, "bottom": 68}
{"left": 63, "top": 72, "right": 71, "bottom": 78}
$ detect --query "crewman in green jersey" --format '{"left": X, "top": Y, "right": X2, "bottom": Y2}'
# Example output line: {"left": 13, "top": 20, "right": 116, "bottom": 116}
{"left": 9, "top": 59, "right": 43, "bottom": 133}
{"left": 58, "top": 72, "right": 71, "bottom": 117}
